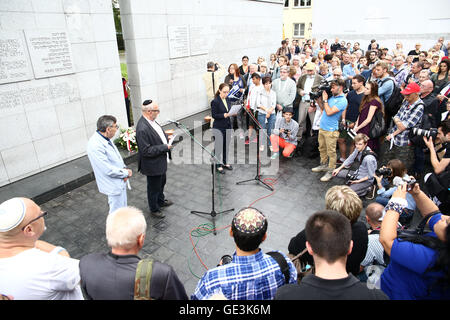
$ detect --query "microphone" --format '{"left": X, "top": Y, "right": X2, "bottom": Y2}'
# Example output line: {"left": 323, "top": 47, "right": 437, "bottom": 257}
{"left": 167, "top": 119, "right": 180, "bottom": 126}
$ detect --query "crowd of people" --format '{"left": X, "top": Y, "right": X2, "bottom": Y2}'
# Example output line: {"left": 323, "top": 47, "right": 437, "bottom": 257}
{"left": 1, "top": 37, "right": 449, "bottom": 301}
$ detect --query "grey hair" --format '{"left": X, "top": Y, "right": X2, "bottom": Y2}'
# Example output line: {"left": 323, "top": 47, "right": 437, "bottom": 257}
{"left": 106, "top": 207, "right": 147, "bottom": 250}
{"left": 97, "top": 115, "right": 117, "bottom": 132}
{"left": 141, "top": 102, "right": 156, "bottom": 112}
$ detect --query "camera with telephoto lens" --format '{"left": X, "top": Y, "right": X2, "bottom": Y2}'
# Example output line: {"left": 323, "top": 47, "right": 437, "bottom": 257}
{"left": 310, "top": 79, "right": 333, "bottom": 100}
{"left": 375, "top": 167, "right": 392, "bottom": 177}
{"left": 411, "top": 128, "right": 438, "bottom": 140}
{"left": 393, "top": 176, "right": 417, "bottom": 191}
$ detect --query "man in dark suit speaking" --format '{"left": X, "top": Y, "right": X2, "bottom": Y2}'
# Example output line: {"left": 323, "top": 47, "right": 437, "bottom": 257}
{"left": 136, "top": 100, "right": 173, "bottom": 219}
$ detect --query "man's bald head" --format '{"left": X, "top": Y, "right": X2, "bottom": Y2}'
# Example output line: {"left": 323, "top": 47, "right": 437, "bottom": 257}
{"left": 0, "top": 197, "right": 40, "bottom": 238}
{"left": 421, "top": 80, "right": 434, "bottom": 96}
{"left": 365, "top": 202, "right": 384, "bottom": 224}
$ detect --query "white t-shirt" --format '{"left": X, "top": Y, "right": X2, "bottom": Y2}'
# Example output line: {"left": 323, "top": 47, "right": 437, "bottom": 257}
{"left": 0, "top": 248, "right": 84, "bottom": 300}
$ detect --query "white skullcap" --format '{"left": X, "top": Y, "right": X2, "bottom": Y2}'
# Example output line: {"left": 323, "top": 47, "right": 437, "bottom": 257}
{"left": 0, "top": 198, "right": 26, "bottom": 232}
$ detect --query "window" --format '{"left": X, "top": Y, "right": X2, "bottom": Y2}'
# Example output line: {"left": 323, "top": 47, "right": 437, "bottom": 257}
{"left": 284, "top": 0, "right": 289, "bottom": 7}
{"left": 293, "top": 23, "right": 305, "bottom": 37}
{"left": 294, "top": 0, "right": 311, "bottom": 7}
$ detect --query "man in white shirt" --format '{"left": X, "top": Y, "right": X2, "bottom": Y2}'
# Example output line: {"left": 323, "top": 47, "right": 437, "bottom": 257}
{"left": 245, "top": 72, "right": 263, "bottom": 145}
{"left": 296, "top": 62, "right": 324, "bottom": 139}
{"left": 0, "top": 197, "right": 83, "bottom": 300}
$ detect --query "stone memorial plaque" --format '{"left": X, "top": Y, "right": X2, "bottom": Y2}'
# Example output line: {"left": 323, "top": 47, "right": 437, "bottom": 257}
{"left": 24, "top": 29, "right": 75, "bottom": 79}
{"left": 189, "top": 26, "right": 208, "bottom": 56}
{"left": 168, "top": 25, "right": 190, "bottom": 59}
{"left": 0, "top": 86, "right": 23, "bottom": 112}
{"left": 0, "top": 31, "right": 33, "bottom": 85}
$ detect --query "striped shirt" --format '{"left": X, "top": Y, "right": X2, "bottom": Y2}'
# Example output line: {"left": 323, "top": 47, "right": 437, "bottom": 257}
{"left": 191, "top": 250, "right": 297, "bottom": 300}
{"left": 361, "top": 232, "right": 385, "bottom": 267}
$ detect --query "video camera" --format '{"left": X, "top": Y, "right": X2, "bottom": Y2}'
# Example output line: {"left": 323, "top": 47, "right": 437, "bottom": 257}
{"left": 310, "top": 79, "right": 333, "bottom": 100}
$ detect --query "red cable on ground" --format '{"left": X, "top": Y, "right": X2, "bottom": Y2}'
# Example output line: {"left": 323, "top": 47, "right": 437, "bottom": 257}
{"left": 190, "top": 105, "right": 279, "bottom": 271}
{"left": 190, "top": 177, "right": 278, "bottom": 271}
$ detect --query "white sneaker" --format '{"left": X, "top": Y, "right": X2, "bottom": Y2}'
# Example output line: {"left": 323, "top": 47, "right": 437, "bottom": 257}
{"left": 320, "top": 171, "right": 334, "bottom": 182}
{"left": 311, "top": 164, "right": 329, "bottom": 172}
{"left": 260, "top": 145, "right": 265, "bottom": 152}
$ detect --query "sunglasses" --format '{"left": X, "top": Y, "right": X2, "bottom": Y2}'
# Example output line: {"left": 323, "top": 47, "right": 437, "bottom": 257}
{"left": 21, "top": 211, "right": 48, "bottom": 231}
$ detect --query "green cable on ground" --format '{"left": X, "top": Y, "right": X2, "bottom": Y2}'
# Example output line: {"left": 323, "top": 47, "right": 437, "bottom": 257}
{"left": 176, "top": 122, "right": 229, "bottom": 277}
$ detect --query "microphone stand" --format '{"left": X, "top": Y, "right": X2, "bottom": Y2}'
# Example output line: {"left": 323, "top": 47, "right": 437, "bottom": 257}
{"left": 236, "top": 106, "right": 274, "bottom": 191}
{"left": 171, "top": 121, "right": 234, "bottom": 235}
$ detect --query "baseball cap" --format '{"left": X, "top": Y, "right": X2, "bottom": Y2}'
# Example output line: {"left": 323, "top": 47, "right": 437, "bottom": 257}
{"left": 401, "top": 82, "right": 421, "bottom": 95}
{"left": 0, "top": 198, "right": 26, "bottom": 232}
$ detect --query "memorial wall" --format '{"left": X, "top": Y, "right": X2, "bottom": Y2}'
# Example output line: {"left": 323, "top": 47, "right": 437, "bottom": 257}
{"left": 119, "top": 0, "right": 284, "bottom": 126}
{"left": 0, "top": 0, "right": 126, "bottom": 186}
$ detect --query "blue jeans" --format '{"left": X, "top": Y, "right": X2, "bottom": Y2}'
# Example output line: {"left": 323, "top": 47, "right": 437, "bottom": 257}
{"left": 257, "top": 113, "right": 276, "bottom": 146}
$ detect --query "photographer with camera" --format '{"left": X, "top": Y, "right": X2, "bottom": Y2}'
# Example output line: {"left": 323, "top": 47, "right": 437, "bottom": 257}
{"left": 379, "top": 183, "right": 450, "bottom": 300}
{"left": 332, "top": 134, "right": 377, "bottom": 197}
{"left": 374, "top": 159, "right": 417, "bottom": 226}
{"left": 270, "top": 107, "right": 299, "bottom": 159}
{"left": 312, "top": 79, "right": 348, "bottom": 182}
{"left": 381, "top": 82, "right": 424, "bottom": 171}
{"left": 423, "top": 118, "right": 450, "bottom": 214}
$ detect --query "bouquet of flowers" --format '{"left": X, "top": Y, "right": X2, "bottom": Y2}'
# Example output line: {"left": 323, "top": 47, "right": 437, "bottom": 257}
{"left": 115, "top": 126, "right": 138, "bottom": 152}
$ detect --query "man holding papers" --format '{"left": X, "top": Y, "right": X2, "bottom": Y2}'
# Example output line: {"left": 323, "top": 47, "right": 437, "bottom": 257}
{"left": 136, "top": 100, "right": 174, "bottom": 219}
{"left": 211, "top": 83, "right": 235, "bottom": 174}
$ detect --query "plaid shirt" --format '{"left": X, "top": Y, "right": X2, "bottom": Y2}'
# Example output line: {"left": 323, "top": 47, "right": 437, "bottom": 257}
{"left": 389, "top": 98, "right": 424, "bottom": 147}
{"left": 191, "top": 250, "right": 297, "bottom": 300}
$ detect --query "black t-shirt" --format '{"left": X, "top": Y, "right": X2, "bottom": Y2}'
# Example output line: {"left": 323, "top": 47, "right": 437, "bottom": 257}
{"left": 345, "top": 90, "right": 364, "bottom": 122}
{"left": 275, "top": 274, "right": 388, "bottom": 300}
{"left": 288, "top": 221, "right": 368, "bottom": 276}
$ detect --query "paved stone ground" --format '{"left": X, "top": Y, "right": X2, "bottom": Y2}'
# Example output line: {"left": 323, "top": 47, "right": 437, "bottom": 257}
{"left": 38, "top": 133, "right": 405, "bottom": 297}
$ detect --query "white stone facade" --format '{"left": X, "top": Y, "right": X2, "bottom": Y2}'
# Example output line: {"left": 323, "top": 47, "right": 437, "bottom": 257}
{"left": 119, "top": 0, "right": 284, "bottom": 126}
{"left": 312, "top": 0, "right": 450, "bottom": 52}
{"left": 0, "top": 0, "right": 126, "bottom": 186}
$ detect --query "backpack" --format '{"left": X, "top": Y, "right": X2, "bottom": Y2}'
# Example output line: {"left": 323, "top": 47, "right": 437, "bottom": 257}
{"left": 134, "top": 258, "right": 154, "bottom": 300}
{"left": 380, "top": 78, "right": 403, "bottom": 123}
{"left": 408, "top": 103, "right": 429, "bottom": 148}
{"left": 369, "top": 107, "right": 387, "bottom": 139}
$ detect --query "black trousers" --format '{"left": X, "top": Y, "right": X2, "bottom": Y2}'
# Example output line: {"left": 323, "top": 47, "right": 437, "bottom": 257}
{"left": 147, "top": 173, "right": 166, "bottom": 212}
{"left": 213, "top": 128, "right": 231, "bottom": 166}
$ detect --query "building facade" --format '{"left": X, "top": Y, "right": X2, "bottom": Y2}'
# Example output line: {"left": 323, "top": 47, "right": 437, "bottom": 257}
{"left": 282, "top": 0, "right": 313, "bottom": 41}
